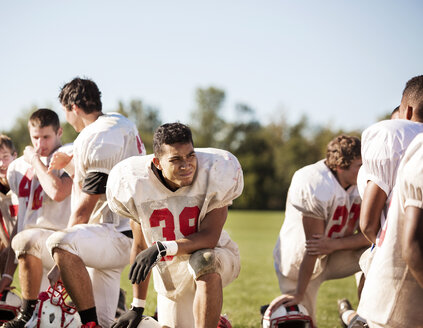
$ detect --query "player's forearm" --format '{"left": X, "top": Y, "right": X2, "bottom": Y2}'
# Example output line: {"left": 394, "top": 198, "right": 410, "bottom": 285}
{"left": 295, "top": 253, "right": 318, "bottom": 297}
{"left": 32, "top": 157, "right": 72, "bottom": 201}
{"left": 132, "top": 275, "right": 150, "bottom": 300}
{"left": 175, "top": 231, "right": 220, "bottom": 255}
{"left": 331, "top": 232, "right": 371, "bottom": 251}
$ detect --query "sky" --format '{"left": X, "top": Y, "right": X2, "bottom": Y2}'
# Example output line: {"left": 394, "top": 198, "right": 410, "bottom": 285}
{"left": 1, "top": 0, "right": 422, "bottom": 133}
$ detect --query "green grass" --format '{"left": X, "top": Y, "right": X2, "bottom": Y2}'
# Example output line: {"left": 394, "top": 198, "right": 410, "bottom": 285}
{"left": 120, "top": 210, "right": 358, "bottom": 328}
{"left": 10, "top": 210, "right": 358, "bottom": 327}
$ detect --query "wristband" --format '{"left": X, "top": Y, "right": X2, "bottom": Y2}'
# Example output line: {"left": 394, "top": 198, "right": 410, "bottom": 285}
{"left": 161, "top": 240, "right": 178, "bottom": 256}
{"left": 131, "top": 298, "right": 146, "bottom": 308}
{"left": 2, "top": 274, "right": 13, "bottom": 280}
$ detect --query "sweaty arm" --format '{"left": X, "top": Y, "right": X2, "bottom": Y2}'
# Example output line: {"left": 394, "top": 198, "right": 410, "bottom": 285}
{"left": 28, "top": 150, "right": 73, "bottom": 202}
{"left": 402, "top": 206, "right": 423, "bottom": 288}
{"left": 359, "top": 181, "right": 387, "bottom": 244}
{"left": 268, "top": 216, "right": 324, "bottom": 311}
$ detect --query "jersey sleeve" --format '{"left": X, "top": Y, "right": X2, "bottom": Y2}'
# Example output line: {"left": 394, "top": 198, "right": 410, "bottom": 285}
{"left": 106, "top": 161, "right": 139, "bottom": 222}
{"left": 288, "top": 169, "right": 332, "bottom": 220}
{"left": 400, "top": 136, "right": 423, "bottom": 209}
{"left": 361, "top": 123, "right": 402, "bottom": 197}
{"left": 206, "top": 151, "right": 244, "bottom": 213}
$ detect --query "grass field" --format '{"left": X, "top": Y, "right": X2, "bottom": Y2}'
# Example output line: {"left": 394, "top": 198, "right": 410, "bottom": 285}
{"left": 9, "top": 210, "right": 358, "bottom": 327}
{"left": 119, "top": 210, "right": 359, "bottom": 328}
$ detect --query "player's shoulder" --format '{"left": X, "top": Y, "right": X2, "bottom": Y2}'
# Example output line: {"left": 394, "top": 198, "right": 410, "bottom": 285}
{"left": 110, "top": 154, "right": 153, "bottom": 180}
{"left": 195, "top": 148, "right": 241, "bottom": 176}
{"left": 399, "top": 133, "right": 423, "bottom": 175}
{"left": 363, "top": 119, "right": 423, "bottom": 142}
{"left": 291, "top": 160, "right": 339, "bottom": 199}
{"left": 7, "top": 156, "right": 29, "bottom": 173}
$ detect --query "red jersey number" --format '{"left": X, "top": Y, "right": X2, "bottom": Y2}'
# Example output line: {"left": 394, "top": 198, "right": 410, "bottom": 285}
{"left": 18, "top": 168, "right": 43, "bottom": 209}
{"left": 327, "top": 203, "right": 360, "bottom": 238}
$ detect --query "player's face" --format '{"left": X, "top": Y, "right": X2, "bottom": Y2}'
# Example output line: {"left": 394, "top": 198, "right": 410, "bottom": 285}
{"left": 155, "top": 142, "right": 197, "bottom": 190}
{"left": 337, "top": 157, "right": 362, "bottom": 188}
{"left": 0, "top": 147, "right": 16, "bottom": 178}
{"left": 28, "top": 125, "right": 62, "bottom": 157}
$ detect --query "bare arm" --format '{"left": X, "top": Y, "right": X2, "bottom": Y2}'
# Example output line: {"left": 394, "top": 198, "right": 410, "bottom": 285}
{"left": 67, "top": 192, "right": 101, "bottom": 227}
{"left": 174, "top": 206, "right": 228, "bottom": 255}
{"left": 24, "top": 146, "right": 73, "bottom": 202}
{"left": 360, "top": 181, "right": 387, "bottom": 243}
{"left": 0, "top": 224, "right": 18, "bottom": 293}
{"left": 402, "top": 206, "right": 423, "bottom": 288}
{"left": 268, "top": 216, "right": 324, "bottom": 311}
{"left": 306, "top": 231, "right": 370, "bottom": 256}
{"left": 130, "top": 220, "right": 151, "bottom": 300}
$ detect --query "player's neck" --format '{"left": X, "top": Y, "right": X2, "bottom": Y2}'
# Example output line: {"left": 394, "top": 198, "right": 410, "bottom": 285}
{"left": 151, "top": 163, "right": 179, "bottom": 192}
{"left": 81, "top": 111, "right": 104, "bottom": 129}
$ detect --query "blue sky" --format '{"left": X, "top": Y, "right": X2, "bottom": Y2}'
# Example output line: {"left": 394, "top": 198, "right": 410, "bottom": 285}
{"left": 1, "top": 1, "right": 422, "bottom": 132}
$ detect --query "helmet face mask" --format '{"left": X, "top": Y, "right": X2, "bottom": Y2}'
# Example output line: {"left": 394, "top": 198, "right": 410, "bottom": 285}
{"left": 262, "top": 304, "right": 314, "bottom": 328}
{"left": 0, "top": 290, "right": 22, "bottom": 323}
{"left": 26, "top": 281, "right": 81, "bottom": 328}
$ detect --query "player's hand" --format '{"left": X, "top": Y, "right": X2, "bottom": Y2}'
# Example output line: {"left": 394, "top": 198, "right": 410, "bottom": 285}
{"left": 305, "top": 234, "right": 336, "bottom": 256}
{"left": 47, "top": 265, "right": 61, "bottom": 286}
{"left": 111, "top": 307, "right": 144, "bottom": 328}
{"left": 48, "top": 152, "right": 73, "bottom": 173}
{"left": 267, "top": 293, "right": 304, "bottom": 313}
{"left": 0, "top": 276, "right": 12, "bottom": 294}
{"left": 23, "top": 146, "right": 40, "bottom": 165}
{"left": 129, "top": 242, "right": 166, "bottom": 284}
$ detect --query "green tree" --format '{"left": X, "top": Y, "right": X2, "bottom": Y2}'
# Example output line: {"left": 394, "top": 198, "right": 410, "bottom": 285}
{"left": 190, "top": 87, "right": 226, "bottom": 148}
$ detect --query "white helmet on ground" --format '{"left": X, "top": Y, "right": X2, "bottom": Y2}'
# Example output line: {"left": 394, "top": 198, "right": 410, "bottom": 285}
{"left": 25, "top": 281, "right": 81, "bottom": 328}
{"left": 262, "top": 304, "right": 314, "bottom": 328}
{"left": 0, "top": 290, "right": 22, "bottom": 323}
{"left": 137, "top": 316, "right": 162, "bottom": 327}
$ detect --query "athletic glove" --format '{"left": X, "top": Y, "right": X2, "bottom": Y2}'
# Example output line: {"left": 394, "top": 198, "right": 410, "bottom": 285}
{"left": 129, "top": 241, "right": 167, "bottom": 284}
{"left": 111, "top": 306, "right": 144, "bottom": 328}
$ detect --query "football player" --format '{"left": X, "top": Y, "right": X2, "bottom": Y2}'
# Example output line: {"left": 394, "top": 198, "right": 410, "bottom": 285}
{"left": 0, "top": 109, "right": 73, "bottom": 328}
{"left": 106, "top": 122, "right": 243, "bottom": 328}
{"left": 46, "top": 77, "right": 146, "bottom": 328}
{"left": 0, "top": 135, "right": 17, "bottom": 273}
{"left": 270, "top": 135, "right": 370, "bottom": 323}
{"left": 353, "top": 132, "right": 423, "bottom": 327}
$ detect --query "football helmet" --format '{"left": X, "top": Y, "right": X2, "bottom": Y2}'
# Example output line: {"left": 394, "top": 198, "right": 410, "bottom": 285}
{"left": 25, "top": 281, "right": 81, "bottom": 328}
{"left": 137, "top": 316, "right": 162, "bottom": 328}
{"left": 262, "top": 304, "right": 314, "bottom": 328}
{"left": 0, "top": 290, "right": 22, "bottom": 323}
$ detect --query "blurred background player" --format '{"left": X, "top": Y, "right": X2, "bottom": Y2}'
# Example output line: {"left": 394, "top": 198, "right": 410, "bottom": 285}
{"left": 107, "top": 122, "right": 243, "bottom": 328}
{"left": 0, "top": 109, "right": 73, "bottom": 328}
{"left": 0, "top": 135, "right": 17, "bottom": 274}
{"left": 269, "top": 135, "right": 370, "bottom": 324}
{"left": 46, "top": 77, "right": 146, "bottom": 328}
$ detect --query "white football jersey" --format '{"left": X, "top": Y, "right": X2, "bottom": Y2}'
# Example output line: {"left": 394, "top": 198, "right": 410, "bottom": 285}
{"left": 73, "top": 113, "right": 145, "bottom": 231}
{"left": 359, "top": 119, "right": 423, "bottom": 241}
{"left": 357, "top": 133, "right": 423, "bottom": 327}
{"left": 0, "top": 191, "right": 18, "bottom": 247}
{"left": 107, "top": 148, "right": 244, "bottom": 299}
{"left": 7, "top": 147, "right": 71, "bottom": 232}
{"left": 274, "top": 160, "right": 361, "bottom": 280}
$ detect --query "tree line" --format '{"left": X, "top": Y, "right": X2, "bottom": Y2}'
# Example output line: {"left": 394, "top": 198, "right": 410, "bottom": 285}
{"left": 3, "top": 86, "right": 384, "bottom": 210}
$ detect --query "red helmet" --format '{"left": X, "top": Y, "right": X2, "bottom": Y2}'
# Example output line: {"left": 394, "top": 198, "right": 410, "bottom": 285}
{"left": 262, "top": 304, "right": 314, "bottom": 328}
{"left": 0, "top": 290, "right": 21, "bottom": 323}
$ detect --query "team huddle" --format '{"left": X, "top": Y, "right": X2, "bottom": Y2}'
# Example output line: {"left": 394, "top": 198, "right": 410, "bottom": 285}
{"left": 0, "top": 75, "right": 422, "bottom": 328}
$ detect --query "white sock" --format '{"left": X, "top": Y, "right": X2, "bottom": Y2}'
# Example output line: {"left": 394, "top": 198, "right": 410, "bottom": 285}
{"left": 342, "top": 310, "right": 355, "bottom": 324}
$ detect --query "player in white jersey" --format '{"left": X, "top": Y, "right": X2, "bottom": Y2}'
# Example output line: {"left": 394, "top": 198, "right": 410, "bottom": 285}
{"left": 107, "top": 122, "right": 243, "bottom": 328}
{"left": 269, "top": 135, "right": 370, "bottom": 324}
{"left": 338, "top": 76, "right": 423, "bottom": 327}
{"left": 0, "top": 109, "right": 73, "bottom": 328}
{"left": 46, "top": 78, "right": 146, "bottom": 328}
{"left": 354, "top": 133, "right": 423, "bottom": 327}
{"left": 0, "top": 135, "right": 17, "bottom": 274}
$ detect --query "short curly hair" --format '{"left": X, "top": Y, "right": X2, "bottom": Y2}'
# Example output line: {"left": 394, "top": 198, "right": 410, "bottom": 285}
{"left": 153, "top": 122, "right": 194, "bottom": 157}
{"left": 59, "top": 77, "right": 102, "bottom": 114}
{"left": 325, "top": 135, "right": 361, "bottom": 170}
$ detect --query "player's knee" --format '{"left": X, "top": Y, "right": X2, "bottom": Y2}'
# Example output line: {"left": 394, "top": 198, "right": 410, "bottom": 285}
{"left": 11, "top": 231, "right": 40, "bottom": 257}
{"left": 188, "top": 249, "right": 220, "bottom": 280}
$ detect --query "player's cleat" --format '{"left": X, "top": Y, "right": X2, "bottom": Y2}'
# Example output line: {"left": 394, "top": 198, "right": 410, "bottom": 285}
{"left": 81, "top": 322, "right": 102, "bottom": 328}
{"left": 217, "top": 314, "right": 232, "bottom": 328}
{"left": 337, "top": 298, "right": 353, "bottom": 328}
{"left": 0, "top": 310, "right": 32, "bottom": 328}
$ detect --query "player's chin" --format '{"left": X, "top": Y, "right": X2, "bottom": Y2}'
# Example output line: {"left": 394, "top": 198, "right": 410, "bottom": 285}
{"left": 178, "top": 176, "right": 194, "bottom": 187}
